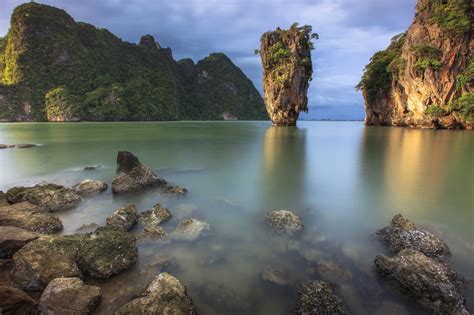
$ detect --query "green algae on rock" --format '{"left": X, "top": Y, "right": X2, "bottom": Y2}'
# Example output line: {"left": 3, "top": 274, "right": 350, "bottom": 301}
{"left": 258, "top": 23, "right": 317, "bottom": 126}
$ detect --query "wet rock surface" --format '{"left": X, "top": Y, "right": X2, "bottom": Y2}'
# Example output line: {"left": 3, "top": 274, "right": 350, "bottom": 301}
{"left": 143, "top": 225, "right": 168, "bottom": 239}
{"left": 12, "top": 226, "right": 137, "bottom": 290}
{"left": 106, "top": 204, "right": 139, "bottom": 231}
{"left": 375, "top": 214, "right": 451, "bottom": 259}
{"left": 295, "top": 280, "right": 346, "bottom": 314}
{"left": 6, "top": 183, "right": 81, "bottom": 212}
{"left": 0, "top": 226, "right": 40, "bottom": 259}
{"left": 112, "top": 151, "right": 167, "bottom": 194}
{"left": 171, "top": 218, "right": 210, "bottom": 241}
{"left": 0, "top": 285, "right": 36, "bottom": 314}
{"left": 140, "top": 203, "right": 172, "bottom": 226}
{"left": 266, "top": 210, "right": 304, "bottom": 235}
{"left": 375, "top": 249, "right": 469, "bottom": 314}
{"left": 38, "top": 277, "right": 101, "bottom": 314}
{"left": 116, "top": 272, "right": 197, "bottom": 314}
{"left": 0, "top": 201, "right": 63, "bottom": 234}
{"left": 72, "top": 179, "right": 108, "bottom": 196}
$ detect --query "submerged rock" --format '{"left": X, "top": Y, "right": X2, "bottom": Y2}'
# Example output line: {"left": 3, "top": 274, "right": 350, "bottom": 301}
{"left": 0, "top": 226, "right": 39, "bottom": 258}
{"left": 112, "top": 151, "right": 167, "bottom": 194}
{"left": 266, "top": 210, "right": 304, "bottom": 235}
{"left": 161, "top": 185, "right": 188, "bottom": 196}
{"left": 12, "top": 227, "right": 137, "bottom": 290}
{"left": 259, "top": 24, "right": 315, "bottom": 126}
{"left": 295, "top": 280, "right": 346, "bottom": 314}
{"left": 72, "top": 179, "right": 108, "bottom": 196}
{"left": 116, "top": 272, "right": 197, "bottom": 314}
{"left": 6, "top": 183, "right": 81, "bottom": 212}
{"left": 375, "top": 249, "right": 468, "bottom": 314}
{"left": 140, "top": 203, "right": 172, "bottom": 226}
{"left": 143, "top": 225, "right": 168, "bottom": 239}
{"left": 84, "top": 165, "right": 101, "bottom": 171}
{"left": 261, "top": 266, "right": 288, "bottom": 286}
{"left": 171, "top": 218, "right": 210, "bottom": 241}
{"left": 39, "top": 277, "right": 101, "bottom": 314}
{"left": 106, "top": 204, "right": 139, "bottom": 231}
{"left": 0, "top": 201, "right": 63, "bottom": 234}
{"left": 0, "top": 144, "right": 38, "bottom": 149}
{"left": 0, "top": 286, "right": 36, "bottom": 314}
{"left": 375, "top": 214, "right": 451, "bottom": 259}
{"left": 312, "top": 260, "right": 353, "bottom": 284}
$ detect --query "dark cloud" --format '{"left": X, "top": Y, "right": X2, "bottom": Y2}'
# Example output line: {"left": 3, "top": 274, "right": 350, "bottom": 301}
{"left": 0, "top": 0, "right": 417, "bottom": 120}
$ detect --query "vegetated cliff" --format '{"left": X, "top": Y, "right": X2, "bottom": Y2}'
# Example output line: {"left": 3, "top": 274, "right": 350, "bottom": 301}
{"left": 0, "top": 3, "right": 266, "bottom": 122}
{"left": 358, "top": 0, "right": 473, "bottom": 129}
{"left": 258, "top": 24, "right": 317, "bottom": 126}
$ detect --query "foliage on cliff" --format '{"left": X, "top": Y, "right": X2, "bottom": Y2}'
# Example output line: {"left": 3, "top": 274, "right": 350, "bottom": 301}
{"left": 0, "top": 3, "right": 266, "bottom": 121}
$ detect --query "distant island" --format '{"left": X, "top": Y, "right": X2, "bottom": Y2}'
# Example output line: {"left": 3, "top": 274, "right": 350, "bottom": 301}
{"left": 358, "top": 0, "right": 473, "bottom": 129}
{"left": 0, "top": 3, "right": 267, "bottom": 122}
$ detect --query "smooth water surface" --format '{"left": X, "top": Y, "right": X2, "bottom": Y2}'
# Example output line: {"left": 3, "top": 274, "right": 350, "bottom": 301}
{"left": 0, "top": 121, "right": 473, "bottom": 314}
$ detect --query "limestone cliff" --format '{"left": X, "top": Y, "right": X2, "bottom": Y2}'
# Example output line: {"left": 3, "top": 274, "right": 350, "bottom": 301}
{"left": 259, "top": 24, "right": 317, "bottom": 126}
{"left": 0, "top": 3, "right": 266, "bottom": 121}
{"left": 358, "top": 0, "right": 473, "bottom": 129}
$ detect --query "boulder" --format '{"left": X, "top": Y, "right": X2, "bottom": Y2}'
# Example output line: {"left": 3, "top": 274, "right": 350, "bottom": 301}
{"left": 161, "top": 185, "right": 188, "bottom": 196}
{"left": 12, "top": 227, "right": 137, "bottom": 290}
{"left": 112, "top": 151, "right": 167, "bottom": 194}
{"left": 171, "top": 218, "right": 210, "bottom": 241}
{"left": 375, "top": 249, "right": 469, "bottom": 314}
{"left": 12, "top": 235, "right": 84, "bottom": 291}
{"left": 375, "top": 214, "right": 451, "bottom": 259}
{"left": 0, "top": 201, "right": 63, "bottom": 234}
{"left": 106, "top": 204, "right": 139, "bottom": 231}
{"left": 77, "top": 226, "right": 138, "bottom": 278}
{"left": 116, "top": 272, "right": 197, "bottom": 314}
{"left": 38, "top": 277, "right": 101, "bottom": 314}
{"left": 266, "top": 210, "right": 304, "bottom": 235}
{"left": 0, "top": 226, "right": 40, "bottom": 258}
{"left": 140, "top": 203, "right": 172, "bottom": 226}
{"left": 0, "top": 286, "right": 36, "bottom": 314}
{"left": 72, "top": 179, "right": 108, "bottom": 196}
{"left": 6, "top": 183, "right": 81, "bottom": 212}
{"left": 0, "top": 190, "right": 8, "bottom": 206}
{"left": 295, "top": 280, "right": 346, "bottom": 314}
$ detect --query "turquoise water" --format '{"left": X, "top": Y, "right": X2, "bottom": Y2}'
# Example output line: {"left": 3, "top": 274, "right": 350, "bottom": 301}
{"left": 0, "top": 121, "right": 472, "bottom": 314}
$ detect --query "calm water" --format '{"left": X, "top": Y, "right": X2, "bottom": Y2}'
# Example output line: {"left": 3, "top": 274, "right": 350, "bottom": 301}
{"left": 0, "top": 121, "right": 473, "bottom": 314}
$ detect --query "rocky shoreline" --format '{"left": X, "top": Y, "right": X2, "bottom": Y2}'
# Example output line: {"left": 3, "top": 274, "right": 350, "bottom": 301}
{"left": 0, "top": 151, "right": 471, "bottom": 314}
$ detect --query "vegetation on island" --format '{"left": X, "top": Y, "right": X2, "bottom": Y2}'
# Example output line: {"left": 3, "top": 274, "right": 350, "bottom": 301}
{"left": 0, "top": 2, "right": 266, "bottom": 121}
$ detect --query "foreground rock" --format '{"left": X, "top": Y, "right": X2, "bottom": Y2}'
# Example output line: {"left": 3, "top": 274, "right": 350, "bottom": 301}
{"left": 0, "top": 201, "right": 63, "bottom": 234}
{"left": 39, "top": 277, "right": 101, "bottom": 314}
{"left": 0, "top": 286, "right": 36, "bottom": 314}
{"left": 140, "top": 203, "right": 172, "bottom": 226}
{"left": 112, "top": 151, "right": 167, "bottom": 194}
{"left": 266, "top": 210, "right": 304, "bottom": 235}
{"left": 375, "top": 249, "right": 468, "bottom": 314}
{"left": 116, "top": 272, "right": 197, "bottom": 314}
{"left": 0, "top": 144, "right": 38, "bottom": 149}
{"left": 259, "top": 24, "right": 316, "bottom": 126}
{"left": 106, "top": 204, "right": 139, "bottom": 231}
{"left": 0, "top": 226, "right": 39, "bottom": 258}
{"left": 72, "top": 179, "right": 108, "bottom": 196}
{"left": 295, "top": 280, "right": 346, "bottom": 314}
{"left": 375, "top": 214, "right": 450, "bottom": 259}
{"left": 171, "top": 218, "right": 210, "bottom": 241}
{"left": 12, "top": 226, "right": 137, "bottom": 290}
{"left": 7, "top": 183, "right": 81, "bottom": 212}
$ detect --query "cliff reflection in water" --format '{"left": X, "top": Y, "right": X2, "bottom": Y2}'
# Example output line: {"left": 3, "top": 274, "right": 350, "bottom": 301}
{"left": 260, "top": 126, "right": 307, "bottom": 210}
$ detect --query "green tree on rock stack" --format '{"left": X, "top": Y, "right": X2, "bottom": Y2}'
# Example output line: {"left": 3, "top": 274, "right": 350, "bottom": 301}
{"left": 258, "top": 23, "right": 318, "bottom": 126}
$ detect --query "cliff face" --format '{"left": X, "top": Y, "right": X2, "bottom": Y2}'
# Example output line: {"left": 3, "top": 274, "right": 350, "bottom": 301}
{"left": 259, "top": 24, "right": 316, "bottom": 126}
{"left": 359, "top": 0, "right": 473, "bottom": 129}
{"left": 0, "top": 3, "right": 266, "bottom": 122}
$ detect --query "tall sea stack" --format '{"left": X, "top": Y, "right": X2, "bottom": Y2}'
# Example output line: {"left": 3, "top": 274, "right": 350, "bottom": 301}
{"left": 358, "top": 0, "right": 473, "bottom": 129}
{"left": 259, "top": 24, "right": 317, "bottom": 126}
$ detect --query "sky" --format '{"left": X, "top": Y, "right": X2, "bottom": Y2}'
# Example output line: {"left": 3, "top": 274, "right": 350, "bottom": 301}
{"left": 0, "top": 0, "right": 417, "bottom": 120}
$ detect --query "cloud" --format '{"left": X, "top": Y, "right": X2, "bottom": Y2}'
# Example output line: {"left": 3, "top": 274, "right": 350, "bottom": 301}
{"left": 0, "top": 0, "right": 417, "bottom": 119}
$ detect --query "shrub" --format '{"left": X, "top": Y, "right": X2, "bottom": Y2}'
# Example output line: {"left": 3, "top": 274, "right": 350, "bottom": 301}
{"left": 425, "top": 104, "right": 444, "bottom": 117}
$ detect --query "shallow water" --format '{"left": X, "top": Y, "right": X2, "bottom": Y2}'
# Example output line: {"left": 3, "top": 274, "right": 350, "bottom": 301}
{"left": 0, "top": 121, "right": 473, "bottom": 314}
